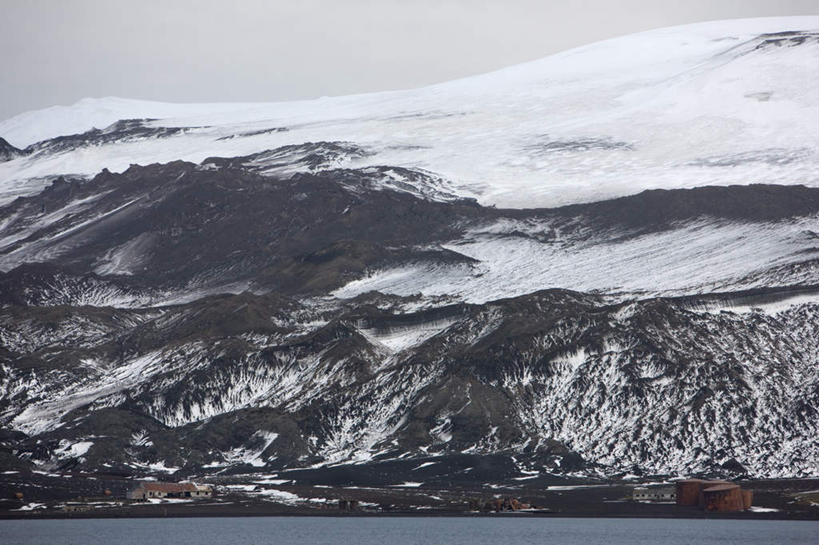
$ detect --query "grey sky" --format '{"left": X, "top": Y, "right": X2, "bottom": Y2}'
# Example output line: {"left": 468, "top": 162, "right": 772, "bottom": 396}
{"left": 2, "top": 0, "right": 817, "bottom": 121}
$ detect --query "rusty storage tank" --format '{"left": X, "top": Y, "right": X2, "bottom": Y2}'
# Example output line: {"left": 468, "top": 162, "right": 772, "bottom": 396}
{"left": 676, "top": 479, "right": 708, "bottom": 505}
{"left": 701, "top": 484, "right": 745, "bottom": 512}
{"left": 676, "top": 479, "right": 731, "bottom": 506}
{"left": 741, "top": 489, "right": 753, "bottom": 510}
{"left": 696, "top": 481, "right": 731, "bottom": 509}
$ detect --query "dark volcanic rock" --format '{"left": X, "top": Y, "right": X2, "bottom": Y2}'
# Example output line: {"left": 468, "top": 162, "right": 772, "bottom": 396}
{"left": 552, "top": 184, "right": 819, "bottom": 228}
{"left": 2, "top": 286, "right": 817, "bottom": 478}
{"left": 202, "top": 141, "right": 372, "bottom": 173}
{"left": 0, "top": 137, "right": 25, "bottom": 162}
{"left": 2, "top": 156, "right": 819, "bottom": 482}
{"left": 22, "top": 119, "right": 197, "bottom": 156}
{"left": 0, "top": 160, "right": 483, "bottom": 295}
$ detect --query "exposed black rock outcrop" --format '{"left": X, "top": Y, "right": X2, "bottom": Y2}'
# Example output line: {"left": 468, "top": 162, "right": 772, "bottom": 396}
{"left": 0, "top": 137, "right": 25, "bottom": 162}
{"left": 2, "top": 157, "right": 819, "bottom": 482}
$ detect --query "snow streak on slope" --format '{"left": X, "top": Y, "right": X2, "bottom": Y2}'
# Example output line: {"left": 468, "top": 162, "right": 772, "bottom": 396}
{"left": 503, "top": 302, "right": 819, "bottom": 477}
{"left": 2, "top": 17, "right": 819, "bottom": 208}
{"left": 3, "top": 287, "right": 819, "bottom": 477}
{"left": 8, "top": 351, "right": 168, "bottom": 435}
{"left": 334, "top": 216, "right": 819, "bottom": 303}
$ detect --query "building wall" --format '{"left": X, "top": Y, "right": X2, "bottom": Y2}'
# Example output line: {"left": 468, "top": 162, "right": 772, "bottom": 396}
{"left": 633, "top": 487, "right": 676, "bottom": 501}
{"left": 742, "top": 489, "right": 753, "bottom": 510}
{"left": 675, "top": 480, "right": 751, "bottom": 511}
{"left": 128, "top": 483, "right": 212, "bottom": 500}
{"left": 702, "top": 486, "right": 745, "bottom": 512}
{"left": 676, "top": 480, "right": 705, "bottom": 505}
{"left": 676, "top": 479, "right": 731, "bottom": 506}
{"left": 126, "top": 488, "right": 146, "bottom": 500}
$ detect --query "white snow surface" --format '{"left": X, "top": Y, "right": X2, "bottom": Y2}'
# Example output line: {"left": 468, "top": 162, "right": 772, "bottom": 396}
{"left": 334, "top": 216, "right": 819, "bottom": 303}
{"left": 222, "top": 431, "right": 279, "bottom": 467}
{"left": 2, "top": 17, "right": 819, "bottom": 208}
{"left": 358, "top": 318, "right": 458, "bottom": 352}
{"left": 53, "top": 440, "right": 93, "bottom": 460}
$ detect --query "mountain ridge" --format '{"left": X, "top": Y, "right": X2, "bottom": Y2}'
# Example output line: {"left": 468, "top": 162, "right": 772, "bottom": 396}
{"left": 2, "top": 16, "right": 819, "bottom": 208}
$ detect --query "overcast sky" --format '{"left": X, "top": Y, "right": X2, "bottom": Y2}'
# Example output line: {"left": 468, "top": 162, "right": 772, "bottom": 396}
{"left": 2, "top": 0, "right": 817, "bottom": 120}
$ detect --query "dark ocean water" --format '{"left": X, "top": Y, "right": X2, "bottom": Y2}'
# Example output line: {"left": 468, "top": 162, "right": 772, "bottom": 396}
{"left": 1, "top": 516, "right": 817, "bottom": 545}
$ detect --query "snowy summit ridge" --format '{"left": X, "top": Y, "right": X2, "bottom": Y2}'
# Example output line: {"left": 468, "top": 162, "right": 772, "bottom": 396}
{"left": 2, "top": 16, "right": 819, "bottom": 208}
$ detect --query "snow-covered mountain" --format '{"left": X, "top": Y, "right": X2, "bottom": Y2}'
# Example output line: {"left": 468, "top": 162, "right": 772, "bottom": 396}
{"left": 1, "top": 17, "right": 819, "bottom": 481}
{"left": 2, "top": 17, "right": 818, "bottom": 209}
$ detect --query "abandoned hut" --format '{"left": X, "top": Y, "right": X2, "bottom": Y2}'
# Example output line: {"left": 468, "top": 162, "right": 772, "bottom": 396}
{"left": 126, "top": 482, "right": 213, "bottom": 501}
{"left": 632, "top": 485, "right": 676, "bottom": 502}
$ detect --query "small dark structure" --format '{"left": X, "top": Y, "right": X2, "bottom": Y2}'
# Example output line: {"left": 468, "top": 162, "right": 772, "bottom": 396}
{"left": 338, "top": 499, "right": 359, "bottom": 511}
{"left": 675, "top": 479, "right": 751, "bottom": 512}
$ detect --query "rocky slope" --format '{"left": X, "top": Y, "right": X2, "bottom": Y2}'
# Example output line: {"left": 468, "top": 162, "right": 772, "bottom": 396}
{"left": 1, "top": 18, "right": 819, "bottom": 482}
{"left": 2, "top": 162, "right": 819, "bottom": 480}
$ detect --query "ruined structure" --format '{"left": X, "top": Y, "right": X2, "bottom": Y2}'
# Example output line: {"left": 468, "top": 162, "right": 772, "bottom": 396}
{"left": 469, "top": 497, "right": 532, "bottom": 512}
{"left": 126, "top": 482, "right": 213, "bottom": 501}
{"left": 675, "top": 479, "right": 752, "bottom": 512}
{"left": 633, "top": 485, "right": 676, "bottom": 502}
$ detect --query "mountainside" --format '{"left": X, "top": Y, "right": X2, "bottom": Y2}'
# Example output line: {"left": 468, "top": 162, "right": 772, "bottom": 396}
{"left": 2, "top": 17, "right": 819, "bottom": 484}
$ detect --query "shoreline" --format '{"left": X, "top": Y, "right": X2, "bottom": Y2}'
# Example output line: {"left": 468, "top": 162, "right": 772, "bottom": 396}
{"left": 3, "top": 505, "right": 817, "bottom": 522}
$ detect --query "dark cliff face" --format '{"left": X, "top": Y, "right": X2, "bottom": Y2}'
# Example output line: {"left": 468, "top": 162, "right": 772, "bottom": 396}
{"left": 0, "top": 137, "right": 25, "bottom": 162}
{"left": 5, "top": 154, "right": 819, "bottom": 298}
{"left": 0, "top": 160, "right": 483, "bottom": 295}
{"left": 552, "top": 184, "right": 819, "bottom": 228}
{"left": 2, "top": 148, "right": 819, "bottom": 481}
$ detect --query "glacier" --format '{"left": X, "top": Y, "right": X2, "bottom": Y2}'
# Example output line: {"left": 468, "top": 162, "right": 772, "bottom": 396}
{"left": 1, "top": 17, "right": 819, "bottom": 209}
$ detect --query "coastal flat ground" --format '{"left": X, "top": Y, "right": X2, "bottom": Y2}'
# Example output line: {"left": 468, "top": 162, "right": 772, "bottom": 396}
{"left": 1, "top": 471, "right": 817, "bottom": 520}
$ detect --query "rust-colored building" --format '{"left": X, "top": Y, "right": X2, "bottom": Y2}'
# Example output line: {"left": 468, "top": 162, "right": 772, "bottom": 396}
{"left": 741, "top": 489, "right": 753, "bottom": 510}
{"left": 701, "top": 484, "right": 745, "bottom": 512}
{"left": 675, "top": 479, "right": 752, "bottom": 512}
{"left": 676, "top": 479, "right": 707, "bottom": 506}
{"left": 675, "top": 479, "right": 728, "bottom": 506}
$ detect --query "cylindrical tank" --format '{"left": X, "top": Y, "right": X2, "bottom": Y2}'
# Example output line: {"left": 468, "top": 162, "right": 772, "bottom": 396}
{"left": 676, "top": 479, "right": 707, "bottom": 506}
{"left": 741, "top": 489, "right": 753, "bottom": 510}
{"left": 696, "top": 481, "right": 730, "bottom": 508}
{"left": 676, "top": 479, "right": 732, "bottom": 506}
{"left": 701, "top": 484, "right": 744, "bottom": 512}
